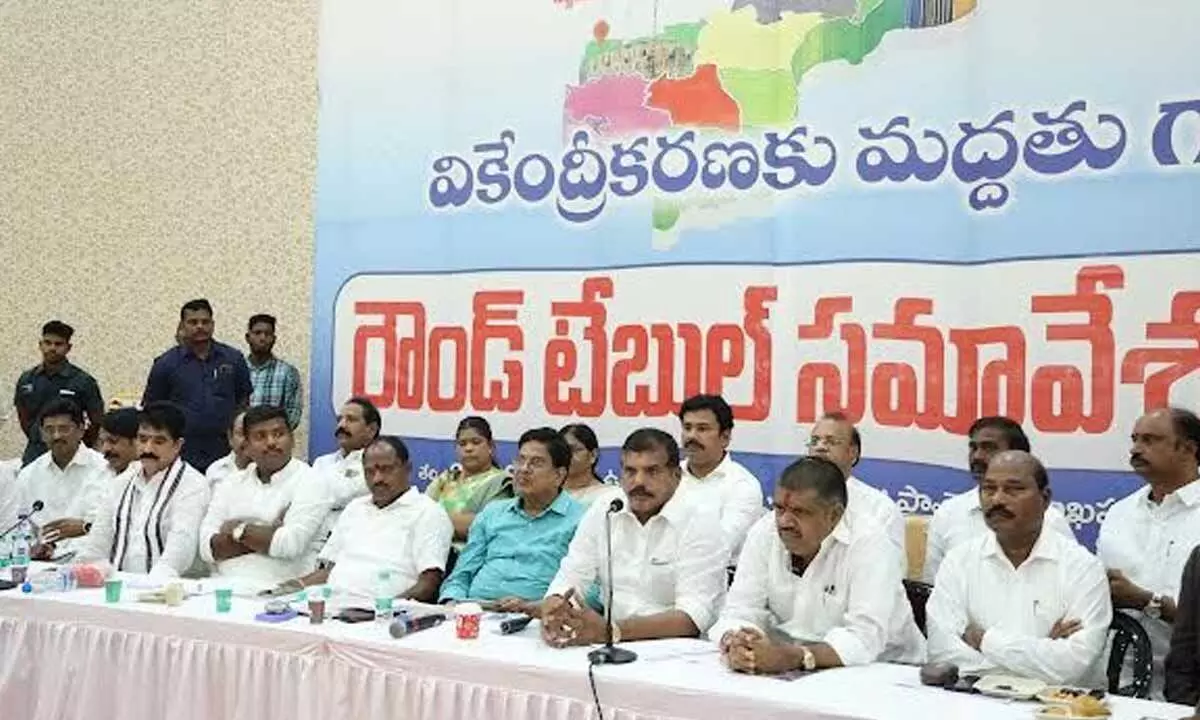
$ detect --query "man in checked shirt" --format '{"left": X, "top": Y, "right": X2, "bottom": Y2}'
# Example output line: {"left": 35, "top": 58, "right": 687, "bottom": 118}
{"left": 245, "top": 314, "right": 303, "bottom": 430}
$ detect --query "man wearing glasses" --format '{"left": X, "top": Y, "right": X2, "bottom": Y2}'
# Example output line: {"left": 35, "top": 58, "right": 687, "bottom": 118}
{"left": 805, "top": 413, "right": 905, "bottom": 562}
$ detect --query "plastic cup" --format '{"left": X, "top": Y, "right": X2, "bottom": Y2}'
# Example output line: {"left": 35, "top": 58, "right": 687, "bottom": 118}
{"left": 308, "top": 593, "right": 326, "bottom": 625}
{"left": 455, "top": 602, "right": 482, "bottom": 639}
{"left": 215, "top": 587, "right": 233, "bottom": 613}
{"left": 104, "top": 578, "right": 122, "bottom": 603}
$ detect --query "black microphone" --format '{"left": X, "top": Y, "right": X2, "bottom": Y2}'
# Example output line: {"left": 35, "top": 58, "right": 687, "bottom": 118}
{"left": 389, "top": 612, "right": 447, "bottom": 638}
{"left": 588, "top": 497, "right": 637, "bottom": 665}
{"left": 499, "top": 615, "right": 534, "bottom": 635}
{"left": 0, "top": 500, "right": 44, "bottom": 542}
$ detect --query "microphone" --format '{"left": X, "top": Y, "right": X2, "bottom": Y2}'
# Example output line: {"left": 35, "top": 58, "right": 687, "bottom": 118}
{"left": 389, "top": 612, "right": 447, "bottom": 638}
{"left": 499, "top": 615, "right": 534, "bottom": 635}
{"left": 0, "top": 500, "right": 44, "bottom": 542}
{"left": 587, "top": 497, "right": 637, "bottom": 665}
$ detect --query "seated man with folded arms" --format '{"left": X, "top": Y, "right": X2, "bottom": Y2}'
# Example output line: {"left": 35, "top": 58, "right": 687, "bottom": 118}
{"left": 712, "top": 456, "right": 925, "bottom": 675}
{"left": 270, "top": 436, "right": 452, "bottom": 603}
{"left": 439, "top": 427, "right": 584, "bottom": 613}
{"left": 927, "top": 451, "right": 1111, "bottom": 685}
{"left": 541, "top": 428, "right": 727, "bottom": 647}
{"left": 199, "top": 406, "right": 331, "bottom": 590}
{"left": 76, "top": 402, "right": 211, "bottom": 579}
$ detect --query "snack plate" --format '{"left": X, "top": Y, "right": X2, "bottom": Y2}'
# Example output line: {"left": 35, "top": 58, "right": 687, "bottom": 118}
{"left": 1035, "top": 686, "right": 1108, "bottom": 706}
{"left": 975, "top": 674, "right": 1047, "bottom": 700}
{"left": 1031, "top": 704, "right": 1111, "bottom": 719}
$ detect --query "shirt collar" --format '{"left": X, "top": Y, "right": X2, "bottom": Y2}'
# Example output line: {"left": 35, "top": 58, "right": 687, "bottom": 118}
{"left": 619, "top": 486, "right": 691, "bottom": 527}
{"left": 683, "top": 452, "right": 731, "bottom": 481}
{"left": 44, "top": 444, "right": 92, "bottom": 472}
{"left": 182, "top": 341, "right": 228, "bottom": 361}
{"left": 1140, "top": 479, "right": 1200, "bottom": 509}
{"left": 374, "top": 485, "right": 419, "bottom": 511}
{"left": 134, "top": 458, "right": 180, "bottom": 489}
{"left": 981, "top": 523, "right": 1061, "bottom": 564}
{"left": 514, "top": 490, "right": 575, "bottom": 518}
{"left": 247, "top": 457, "right": 302, "bottom": 485}
{"left": 34, "top": 361, "right": 77, "bottom": 378}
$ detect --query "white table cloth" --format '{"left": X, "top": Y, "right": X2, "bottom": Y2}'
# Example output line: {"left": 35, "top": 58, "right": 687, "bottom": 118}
{"left": 0, "top": 579, "right": 1189, "bottom": 720}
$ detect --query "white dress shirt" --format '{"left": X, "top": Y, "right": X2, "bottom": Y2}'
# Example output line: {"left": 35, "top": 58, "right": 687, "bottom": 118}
{"left": 14, "top": 446, "right": 108, "bottom": 553}
{"left": 199, "top": 458, "right": 332, "bottom": 589}
{"left": 204, "top": 453, "right": 242, "bottom": 489}
{"left": 78, "top": 459, "right": 211, "bottom": 579}
{"left": 927, "top": 526, "right": 1112, "bottom": 685}
{"left": 319, "top": 486, "right": 453, "bottom": 599}
{"left": 711, "top": 514, "right": 926, "bottom": 665}
{"left": 1096, "top": 479, "right": 1200, "bottom": 696}
{"left": 845, "top": 475, "right": 905, "bottom": 566}
{"left": 681, "top": 453, "right": 765, "bottom": 565}
{"left": 311, "top": 448, "right": 367, "bottom": 546}
{"left": 924, "top": 489, "right": 1077, "bottom": 583}
{"left": 546, "top": 488, "right": 728, "bottom": 633}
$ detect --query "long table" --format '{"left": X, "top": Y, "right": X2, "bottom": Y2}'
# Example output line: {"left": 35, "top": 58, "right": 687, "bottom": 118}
{"left": 0, "top": 580, "right": 1189, "bottom": 720}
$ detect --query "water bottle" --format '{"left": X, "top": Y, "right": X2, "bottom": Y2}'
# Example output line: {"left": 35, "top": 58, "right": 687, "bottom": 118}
{"left": 374, "top": 570, "right": 394, "bottom": 623}
{"left": 11, "top": 522, "right": 31, "bottom": 582}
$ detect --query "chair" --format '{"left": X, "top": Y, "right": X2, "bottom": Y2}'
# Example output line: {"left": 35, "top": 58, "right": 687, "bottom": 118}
{"left": 905, "top": 515, "right": 930, "bottom": 580}
{"left": 903, "top": 579, "right": 933, "bottom": 637}
{"left": 1108, "top": 611, "right": 1153, "bottom": 698}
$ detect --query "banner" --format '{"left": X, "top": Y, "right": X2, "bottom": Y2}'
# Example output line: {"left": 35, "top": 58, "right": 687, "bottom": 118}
{"left": 314, "top": 0, "right": 1200, "bottom": 547}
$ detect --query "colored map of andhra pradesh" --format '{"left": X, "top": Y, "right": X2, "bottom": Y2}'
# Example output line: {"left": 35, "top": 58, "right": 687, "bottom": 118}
{"left": 562, "top": 0, "right": 978, "bottom": 237}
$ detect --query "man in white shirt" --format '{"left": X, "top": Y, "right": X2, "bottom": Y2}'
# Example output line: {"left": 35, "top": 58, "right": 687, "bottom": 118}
{"left": 927, "top": 451, "right": 1111, "bottom": 685}
{"left": 76, "top": 402, "right": 211, "bottom": 579}
{"left": 1097, "top": 407, "right": 1200, "bottom": 698}
{"left": 271, "top": 436, "right": 452, "bottom": 603}
{"left": 199, "top": 406, "right": 331, "bottom": 591}
{"left": 310, "top": 397, "right": 381, "bottom": 542}
{"left": 805, "top": 413, "right": 905, "bottom": 556}
{"left": 542, "top": 428, "right": 727, "bottom": 647}
{"left": 14, "top": 398, "right": 108, "bottom": 559}
{"left": 204, "top": 410, "right": 249, "bottom": 488}
{"left": 713, "top": 456, "right": 925, "bottom": 675}
{"left": 923, "top": 417, "right": 1076, "bottom": 583}
{"left": 677, "top": 394, "right": 764, "bottom": 566}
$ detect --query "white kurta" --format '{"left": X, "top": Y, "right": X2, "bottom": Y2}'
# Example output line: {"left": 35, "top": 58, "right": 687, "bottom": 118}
{"left": 680, "top": 453, "right": 765, "bottom": 565}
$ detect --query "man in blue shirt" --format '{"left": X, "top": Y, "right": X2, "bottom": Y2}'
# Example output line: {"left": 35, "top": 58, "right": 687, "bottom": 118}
{"left": 440, "top": 427, "right": 584, "bottom": 613}
{"left": 142, "top": 299, "right": 252, "bottom": 472}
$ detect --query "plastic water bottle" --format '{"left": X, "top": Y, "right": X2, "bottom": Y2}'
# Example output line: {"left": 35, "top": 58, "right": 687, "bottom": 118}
{"left": 11, "top": 522, "right": 31, "bottom": 581}
{"left": 374, "top": 570, "right": 394, "bottom": 623}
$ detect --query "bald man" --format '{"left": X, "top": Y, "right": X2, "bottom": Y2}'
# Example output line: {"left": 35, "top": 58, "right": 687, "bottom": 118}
{"left": 927, "top": 451, "right": 1111, "bottom": 685}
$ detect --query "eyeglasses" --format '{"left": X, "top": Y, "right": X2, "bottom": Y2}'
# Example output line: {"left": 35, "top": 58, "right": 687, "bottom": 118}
{"left": 512, "top": 456, "right": 550, "bottom": 471}
{"left": 805, "top": 436, "right": 845, "bottom": 449}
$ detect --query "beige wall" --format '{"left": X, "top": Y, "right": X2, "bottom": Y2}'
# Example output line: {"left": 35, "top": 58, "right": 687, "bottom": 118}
{"left": 0, "top": 1, "right": 319, "bottom": 459}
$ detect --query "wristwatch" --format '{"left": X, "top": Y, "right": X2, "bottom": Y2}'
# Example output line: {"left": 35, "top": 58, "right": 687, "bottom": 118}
{"left": 799, "top": 645, "right": 817, "bottom": 671}
{"left": 1144, "top": 594, "right": 1165, "bottom": 620}
{"left": 232, "top": 523, "right": 247, "bottom": 543}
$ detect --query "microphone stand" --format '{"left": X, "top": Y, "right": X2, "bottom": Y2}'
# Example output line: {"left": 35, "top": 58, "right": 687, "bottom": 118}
{"left": 588, "top": 500, "right": 636, "bottom": 665}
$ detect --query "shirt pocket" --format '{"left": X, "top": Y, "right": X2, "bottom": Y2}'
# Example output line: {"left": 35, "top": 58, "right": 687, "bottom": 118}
{"left": 646, "top": 558, "right": 676, "bottom": 604}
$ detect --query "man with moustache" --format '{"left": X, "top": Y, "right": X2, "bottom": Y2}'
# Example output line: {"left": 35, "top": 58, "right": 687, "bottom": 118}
{"left": 204, "top": 410, "right": 250, "bottom": 488}
{"left": 805, "top": 413, "right": 905, "bottom": 559}
{"left": 1098, "top": 407, "right": 1200, "bottom": 698}
{"left": 440, "top": 428, "right": 584, "bottom": 612}
{"left": 311, "top": 397, "right": 382, "bottom": 542}
{"left": 76, "top": 402, "right": 211, "bottom": 579}
{"left": 269, "top": 436, "right": 452, "bottom": 603}
{"left": 11, "top": 399, "right": 107, "bottom": 560}
{"left": 677, "top": 394, "right": 764, "bottom": 566}
{"left": 541, "top": 429, "right": 727, "bottom": 647}
{"left": 713, "top": 456, "right": 925, "bottom": 675}
{"left": 923, "top": 417, "right": 1076, "bottom": 582}
{"left": 142, "top": 299, "right": 252, "bottom": 472}
{"left": 927, "top": 451, "right": 1111, "bottom": 684}
{"left": 199, "top": 406, "right": 331, "bottom": 590}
